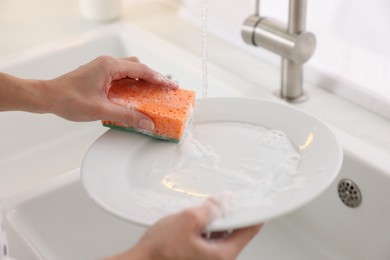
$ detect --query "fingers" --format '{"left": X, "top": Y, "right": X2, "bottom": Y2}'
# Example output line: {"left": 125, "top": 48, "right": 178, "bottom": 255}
{"left": 109, "top": 56, "right": 179, "bottom": 89}
{"left": 180, "top": 198, "right": 226, "bottom": 233}
{"left": 180, "top": 193, "right": 238, "bottom": 233}
{"left": 149, "top": 73, "right": 179, "bottom": 89}
{"left": 93, "top": 55, "right": 180, "bottom": 129}
{"left": 120, "top": 56, "right": 141, "bottom": 63}
{"left": 207, "top": 192, "right": 235, "bottom": 218}
{"left": 219, "top": 224, "right": 263, "bottom": 257}
{"left": 101, "top": 101, "right": 154, "bottom": 131}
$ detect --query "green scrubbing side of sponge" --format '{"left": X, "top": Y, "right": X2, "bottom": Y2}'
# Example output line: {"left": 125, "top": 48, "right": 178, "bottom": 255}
{"left": 102, "top": 123, "right": 181, "bottom": 143}
{"left": 102, "top": 78, "right": 196, "bottom": 142}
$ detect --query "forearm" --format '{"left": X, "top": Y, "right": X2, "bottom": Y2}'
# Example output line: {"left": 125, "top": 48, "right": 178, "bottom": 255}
{"left": 0, "top": 72, "right": 52, "bottom": 113}
{"left": 0, "top": 56, "right": 180, "bottom": 125}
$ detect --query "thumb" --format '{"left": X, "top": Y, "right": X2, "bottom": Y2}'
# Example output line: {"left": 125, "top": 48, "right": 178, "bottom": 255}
{"left": 185, "top": 195, "right": 232, "bottom": 232}
{"left": 101, "top": 101, "right": 155, "bottom": 131}
{"left": 218, "top": 224, "right": 263, "bottom": 257}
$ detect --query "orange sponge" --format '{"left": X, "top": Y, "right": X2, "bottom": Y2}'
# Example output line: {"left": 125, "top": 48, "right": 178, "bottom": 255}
{"left": 102, "top": 78, "right": 196, "bottom": 142}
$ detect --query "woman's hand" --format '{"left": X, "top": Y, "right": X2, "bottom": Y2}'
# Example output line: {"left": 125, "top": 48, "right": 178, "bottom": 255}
{"left": 45, "top": 56, "right": 178, "bottom": 130}
{"left": 0, "top": 56, "right": 178, "bottom": 131}
{"left": 108, "top": 199, "right": 263, "bottom": 260}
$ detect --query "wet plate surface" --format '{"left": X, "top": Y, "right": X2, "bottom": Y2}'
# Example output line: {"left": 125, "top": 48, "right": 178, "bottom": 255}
{"left": 81, "top": 97, "right": 342, "bottom": 231}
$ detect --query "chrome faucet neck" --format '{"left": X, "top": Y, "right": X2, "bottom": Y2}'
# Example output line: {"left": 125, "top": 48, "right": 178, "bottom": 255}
{"left": 242, "top": 0, "right": 316, "bottom": 103}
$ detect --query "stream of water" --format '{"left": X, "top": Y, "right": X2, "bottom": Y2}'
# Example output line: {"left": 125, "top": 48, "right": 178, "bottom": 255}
{"left": 201, "top": 0, "right": 209, "bottom": 97}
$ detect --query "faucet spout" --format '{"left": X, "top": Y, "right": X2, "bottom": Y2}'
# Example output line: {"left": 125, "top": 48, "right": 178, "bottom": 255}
{"left": 242, "top": 0, "right": 316, "bottom": 102}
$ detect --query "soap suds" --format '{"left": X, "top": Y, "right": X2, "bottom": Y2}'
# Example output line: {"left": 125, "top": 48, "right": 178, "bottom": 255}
{"left": 131, "top": 121, "right": 304, "bottom": 214}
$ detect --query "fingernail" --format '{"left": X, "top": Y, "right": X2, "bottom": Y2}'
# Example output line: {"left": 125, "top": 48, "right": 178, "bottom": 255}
{"left": 154, "top": 74, "right": 179, "bottom": 89}
{"left": 169, "top": 80, "right": 180, "bottom": 89}
{"left": 138, "top": 119, "right": 154, "bottom": 131}
{"left": 207, "top": 192, "right": 236, "bottom": 218}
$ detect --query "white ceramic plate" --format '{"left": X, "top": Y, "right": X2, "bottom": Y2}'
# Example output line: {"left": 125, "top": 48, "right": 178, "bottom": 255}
{"left": 81, "top": 97, "right": 343, "bottom": 231}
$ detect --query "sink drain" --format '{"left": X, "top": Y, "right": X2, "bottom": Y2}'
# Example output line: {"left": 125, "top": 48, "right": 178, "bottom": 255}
{"left": 338, "top": 179, "right": 362, "bottom": 208}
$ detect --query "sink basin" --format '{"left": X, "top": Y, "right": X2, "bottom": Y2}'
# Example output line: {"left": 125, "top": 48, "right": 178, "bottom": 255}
{"left": 1, "top": 23, "right": 390, "bottom": 259}
{"left": 3, "top": 131, "right": 390, "bottom": 260}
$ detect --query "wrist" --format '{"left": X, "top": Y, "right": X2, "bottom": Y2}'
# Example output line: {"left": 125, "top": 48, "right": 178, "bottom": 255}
{"left": 0, "top": 72, "right": 53, "bottom": 113}
{"left": 27, "top": 79, "right": 55, "bottom": 114}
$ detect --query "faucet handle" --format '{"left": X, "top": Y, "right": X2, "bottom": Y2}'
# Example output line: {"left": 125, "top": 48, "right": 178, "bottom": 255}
{"left": 241, "top": 15, "right": 261, "bottom": 46}
{"left": 242, "top": 15, "right": 316, "bottom": 64}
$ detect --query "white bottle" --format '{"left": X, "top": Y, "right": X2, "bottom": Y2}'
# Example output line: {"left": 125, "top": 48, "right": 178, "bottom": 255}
{"left": 79, "top": 0, "right": 122, "bottom": 22}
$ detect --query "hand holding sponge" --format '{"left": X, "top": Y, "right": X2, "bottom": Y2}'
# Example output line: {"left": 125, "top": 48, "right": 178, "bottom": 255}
{"left": 102, "top": 78, "right": 195, "bottom": 143}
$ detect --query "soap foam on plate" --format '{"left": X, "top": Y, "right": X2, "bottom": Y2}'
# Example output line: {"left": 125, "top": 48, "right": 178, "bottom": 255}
{"left": 131, "top": 121, "right": 304, "bottom": 214}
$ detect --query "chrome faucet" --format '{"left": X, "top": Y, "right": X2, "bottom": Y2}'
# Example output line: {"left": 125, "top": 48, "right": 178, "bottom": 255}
{"left": 242, "top": 0, "right": 316, "bottom": 102}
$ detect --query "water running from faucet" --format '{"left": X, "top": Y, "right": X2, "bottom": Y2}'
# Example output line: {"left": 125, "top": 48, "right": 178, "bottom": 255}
{"left": 201, "top": 0, "right": 208, "bottom": 97}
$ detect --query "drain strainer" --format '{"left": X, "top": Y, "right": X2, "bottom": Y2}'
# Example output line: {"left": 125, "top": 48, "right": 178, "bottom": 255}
{"left": 338, "top": 179, "right": 362, "bottom": 208}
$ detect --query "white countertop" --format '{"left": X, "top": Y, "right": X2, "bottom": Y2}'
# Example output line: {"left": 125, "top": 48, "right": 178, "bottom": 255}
{"left": 0, "top": 0, "right": 389, "bottom": 154}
